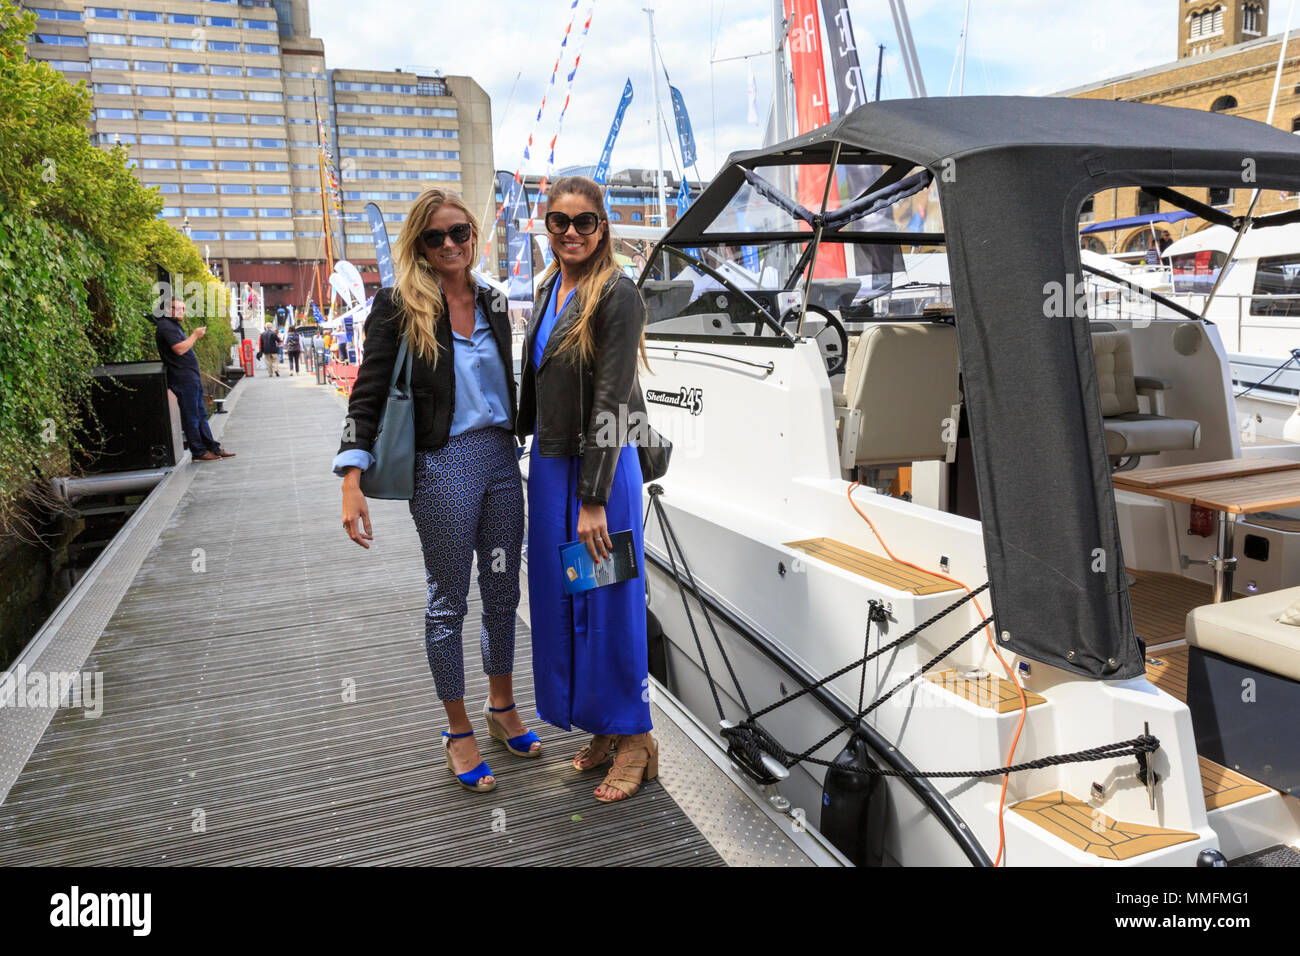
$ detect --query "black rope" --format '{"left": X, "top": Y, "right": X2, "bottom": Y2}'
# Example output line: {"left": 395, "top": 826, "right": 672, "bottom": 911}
{"left": 1234, "top": 348, "right": 1300, "bottom": 398}
{"left": 799, "top": 734, "right": 1161, "bottom": 779}
{"left": 649, "top": 488, "right": 752, "bottom": 717}
{"left": 746, "top": 584, "right": 988, "bottom": 722}
{"left": 788, "top": 614, "right": 991, "bottom": 765}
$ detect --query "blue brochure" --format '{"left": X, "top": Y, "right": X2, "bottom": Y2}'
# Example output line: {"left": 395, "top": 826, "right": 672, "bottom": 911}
{"left": 559, "top": 530, "right": 639, "bottom": 594}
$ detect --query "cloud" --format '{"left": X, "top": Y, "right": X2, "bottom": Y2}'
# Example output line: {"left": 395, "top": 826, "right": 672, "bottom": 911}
{"left": 307, "top": 0, "right": 1177, "bottom": 178}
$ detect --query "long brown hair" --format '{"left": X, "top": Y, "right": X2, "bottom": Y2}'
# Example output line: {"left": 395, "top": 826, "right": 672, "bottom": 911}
{"left": 541, "top": 176, "right": 647, "bottom": 368}
{"left": 391, "top": 188, "right": 479, "bottom": 365}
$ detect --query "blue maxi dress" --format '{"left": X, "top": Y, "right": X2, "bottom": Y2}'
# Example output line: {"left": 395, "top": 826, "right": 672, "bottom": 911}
{"left": 527, "top": 283, "right": 652, "bottom": 736}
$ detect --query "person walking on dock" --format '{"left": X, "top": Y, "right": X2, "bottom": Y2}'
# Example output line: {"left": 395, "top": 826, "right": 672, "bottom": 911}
{"left": 153, "top": 300, "right": 234, "bottom": 462}
{"left": 258, "top": 323, "right": 281, "bottom": 377}
{"left": 285, "top": 325, "right": 302, "bottom": 375}
{"left": 335, "top": 188, "right": 536, "bottom": 794}
{"left": 516, "top": 176, "right": 657, "bottom": 803}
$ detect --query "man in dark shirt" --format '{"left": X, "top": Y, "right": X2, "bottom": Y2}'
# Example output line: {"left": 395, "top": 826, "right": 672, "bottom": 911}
{"left": 257, "top": 323, "right": 282, "bottom": 378}
{"left": 154, "top": 300, "right": 234, "bottom": 462}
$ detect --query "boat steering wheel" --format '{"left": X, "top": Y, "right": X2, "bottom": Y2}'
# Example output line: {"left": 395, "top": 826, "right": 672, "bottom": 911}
{"left": 781, "top": 303, "right": 849, "bottom": 377}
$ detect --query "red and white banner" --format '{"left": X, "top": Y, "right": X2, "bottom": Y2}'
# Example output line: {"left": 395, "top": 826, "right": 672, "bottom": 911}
{"left": 784, "top": 0, "right": 846, "bottom": 277}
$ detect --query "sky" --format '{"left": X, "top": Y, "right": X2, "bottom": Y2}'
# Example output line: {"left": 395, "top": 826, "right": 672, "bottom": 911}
{"left": 309, "top": 0, "right": 1176, "bottom": 180}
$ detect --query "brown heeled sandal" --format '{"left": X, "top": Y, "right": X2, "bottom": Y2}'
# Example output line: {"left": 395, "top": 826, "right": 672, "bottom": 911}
{"left": 572, "top": 734, "right": 617, "bottom": 771}
{"left": 594, "top": 732, "right": 658, "bottom": 802}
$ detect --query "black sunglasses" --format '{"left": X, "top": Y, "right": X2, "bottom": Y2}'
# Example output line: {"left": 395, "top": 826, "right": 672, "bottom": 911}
{"left": 420, "top": 222, "right": 473, "bottom": 248}
{"left": 545, "top": 211, "right": 601, "bottom": 236}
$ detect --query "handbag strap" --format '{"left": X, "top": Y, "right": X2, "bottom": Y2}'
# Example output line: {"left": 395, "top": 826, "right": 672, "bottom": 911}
{"left": 389, "top": 335, "right": 412, "bottom": 394}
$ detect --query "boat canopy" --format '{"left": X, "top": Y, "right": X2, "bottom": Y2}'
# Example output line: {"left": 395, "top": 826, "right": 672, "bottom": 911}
{"left": 1079, "top": 210, "right": 1195, "bottom": 235}
{"left": 651, "top": 95, "right": 1300, "bottom": 681}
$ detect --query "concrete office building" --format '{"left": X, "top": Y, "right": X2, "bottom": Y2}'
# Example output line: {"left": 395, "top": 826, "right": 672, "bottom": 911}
{"left": 24, "top": 0, "right": 493, "bottom": 312}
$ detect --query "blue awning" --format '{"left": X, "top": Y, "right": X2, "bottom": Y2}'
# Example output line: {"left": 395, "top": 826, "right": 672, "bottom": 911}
{"left": 1079, "top": 210, "right": 1195, "bottom": 235}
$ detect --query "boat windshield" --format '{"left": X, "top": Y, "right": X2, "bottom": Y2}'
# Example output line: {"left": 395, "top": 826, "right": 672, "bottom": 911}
{"left": 641, "top": 161, "right": 951, "bottom": 339}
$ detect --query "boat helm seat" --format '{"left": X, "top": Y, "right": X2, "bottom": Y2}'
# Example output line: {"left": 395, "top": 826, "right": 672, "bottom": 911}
{"left": 1091, "top": 330, "right": 1200, "bottom": 468}
{"left": 834, "top": 322, "right": 961, "bottom": 473}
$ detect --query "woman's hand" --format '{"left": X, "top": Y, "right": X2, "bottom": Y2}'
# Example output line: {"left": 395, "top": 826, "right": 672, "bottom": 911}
{"left": 341, "top": 468, "right": 374, "bottom": 549}
{"left": 577, "top": 502, "right": 611, "bottom": 563}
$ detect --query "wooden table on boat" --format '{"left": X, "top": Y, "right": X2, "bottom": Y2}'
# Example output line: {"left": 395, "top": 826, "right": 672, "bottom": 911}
{"left": 1113, "top": 457, "right": 1300, "bottom": 603}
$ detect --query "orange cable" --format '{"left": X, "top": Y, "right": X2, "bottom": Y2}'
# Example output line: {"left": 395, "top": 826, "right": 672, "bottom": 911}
{"left": 846, "top": 482, "right": 1027, "bottom": 867}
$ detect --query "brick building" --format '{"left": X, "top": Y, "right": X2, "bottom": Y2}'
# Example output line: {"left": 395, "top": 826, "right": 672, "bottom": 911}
{"left": 1061, "top": 1, "right": 1299, "bottom": 255}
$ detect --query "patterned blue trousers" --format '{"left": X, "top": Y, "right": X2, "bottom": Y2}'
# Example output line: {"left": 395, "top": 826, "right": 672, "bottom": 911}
{"left": 408, "top": 427, "right": 524, "bottom": 701}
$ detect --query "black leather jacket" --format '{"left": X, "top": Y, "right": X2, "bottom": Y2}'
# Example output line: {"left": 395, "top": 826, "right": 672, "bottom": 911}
{"left": 338, "top": 283, "right": 517, "bottom": 458}
{"left": 516, "top": 271, "right": 648, "bottom": 506}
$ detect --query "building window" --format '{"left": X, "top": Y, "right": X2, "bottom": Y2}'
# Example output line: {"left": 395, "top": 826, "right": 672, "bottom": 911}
{"left": 32, "top": 6, "right": 84, "bottom": 19}
{"left": 174, "top": 88, "right": 208, "bottom": 99}
{"left": 134, "top": 84, "right": 168, "bottom": 96}
{"left": 206, "top": 16, "right": 237, "bottom": 27}
{"left": 1136, "top": 189, "right": 1160, "bottom": 216}
{"left": 259, "top": 231, "right": 293, "bottom": 240}
{"left": 129, "top": 10, "right": 163, "bottom": 21}
{"left": 133, "top": 59, "right": 167, "bottom": 71}
{"left": 179, "top": 135, "right": 212, "bottom": 146}
{"left": 97, "top": 132, "right": 135, "bottom": 144}
{"left": 189, "top": 231, "right": 220, "bottom": 241}
{"left": 91, "top": 57, "right": 129, "bottom": 69}
{"left": 172, "top": 62, "right": 205, "bottom": 74}
{"left": 185, "top": 207, "right": 220, "bottom": 218}
{"left": 1209, "top": 187, "right": 1233, "bottom": 206}
{"left": 1080, "top": 235, "right": 1107, "bottom": 254}
{"left": 33, "top": 34, "right": 87, "bottom": 47}
{"left": 1189, "top": 7, "right": 1226, "bottom": 40}
{"left": 86, "top": 9, "right": 123, "bottom": 19}
{"left": 214, "top": 113, "right": 246, "bottom": 124}
{"left": 258, "top": 208, "right": 292, "bottom": 217}
{"left": 1122, "top": 230, "right": 1154, "bottom": 254}
{"left": 257, "top": 184, "right": 291, "bottom": 194}
{"left": 222, "top": 207, "right": 255, "bottom": 218}
{"left": 140, "top": 133, "right": 174, "bottom": 145}
{"left": 146, "top": 182, "right": 179, "bottom": 193}
{"left": 94, "top": 82, "right": 132, "bottom": 94}
{"left": 247, "top": 67, "right": 280, "bottom": 78}
{"left": 224, "top": 231, "right": 257, "bottom": 241}
{"left": 221, "top": 184, "right": 254, "bottom": 194}
{"left": 1210, "top": 95, "right": 1237, "bottom": 112}
{"left": 243, "top": 18, "right": 275, "bottom": 30}
{"left": 1244, "top": 4, "right": 1261, "bottom": 34}
{"left": 131, "top": 35, "right": 166, "bottom": 47}
{"left": 139, "top": 108, "right": 171, "bottom": 121}
{"left": 87, "top": 33, "right": 127, "bottom": 44}
{"left": 140, "top": 158, "right": 177, "bottom": 169}
{"left": 176, "top": 111, "right": 209, "bottom": 122}
{"left": 210, "top": 64, "right": 242, "bottom": 76}
{"left": 169, "top": 13, "right": 201, "bottom": 25}
{"left": 41, "top": 59, "right": 91, "bottom": 72}
{"left": 1080, "top": 196, "right": 1095, "bottom": 223}
{"left": 211, "top": 88, "right": 245, "bottom": 100}
{"left": 96, "top": 107, "right": 133, "bottom": 119}
{"left": 183, "top": 183, "right": 217, "bottom": 194}
{"left": 244, "top": 43, "right": 279, "bottom": 55}
{"left": 208, "top": 40, "right": 240, "bottom": 52}
{"left": 216, "top": 137, "right": 249, "bottom": 148}
{"left": 182, "top": 160, "right": 214, "bottom": 170}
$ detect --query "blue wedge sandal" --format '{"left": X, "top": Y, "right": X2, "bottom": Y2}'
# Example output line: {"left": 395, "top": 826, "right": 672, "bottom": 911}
{"left": 483, "top": 702, "right": 542, "bottom": 757}
{"left": 443, "top": 730, "right": 496, "bottom": 792}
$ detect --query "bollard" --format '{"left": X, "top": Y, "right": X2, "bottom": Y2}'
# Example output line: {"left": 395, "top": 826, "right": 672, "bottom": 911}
{"left": 315, "top": 351, "right": 326, "bottom": 384}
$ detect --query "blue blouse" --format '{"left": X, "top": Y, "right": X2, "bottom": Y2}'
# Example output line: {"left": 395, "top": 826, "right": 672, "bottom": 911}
{"left": 332, "top": 294, "right": 511, "bottom": 476}
{"left": 533, "top": 281, "right": 577, "bottom": 369}
{"left": 449, "top": 300, "right": 511, "bottom": 437}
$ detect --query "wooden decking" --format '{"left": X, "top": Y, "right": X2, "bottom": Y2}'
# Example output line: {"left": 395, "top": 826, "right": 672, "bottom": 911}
{"left": 785, "top": 538, "right": 962, "bottom": 596}
{"left": 1144, "top": 645, "right": 1189, "bottom": 703}
{"left": 924, "top": 669, "right": 1047, "bottom": 713}
{"left": 1128, "top": 570, "right": 1212, "bottom": 645}
{"left": 1011, "top": 790, "right": 1198, "bottom": 860}
{"left": 0, "top": 372, "right": 726, "bottom": 866}
{"left": 1201, "top": 757, "right": 1273, "bottom": 811}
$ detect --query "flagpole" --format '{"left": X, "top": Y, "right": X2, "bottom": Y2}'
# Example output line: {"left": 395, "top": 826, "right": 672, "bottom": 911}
{"left": 645, "top": 6, "right": 668, "bottom": 229}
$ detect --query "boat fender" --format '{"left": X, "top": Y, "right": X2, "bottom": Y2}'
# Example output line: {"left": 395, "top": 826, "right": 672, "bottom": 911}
{"left": 820, "top": 735, "right": 889, "bottom": 867}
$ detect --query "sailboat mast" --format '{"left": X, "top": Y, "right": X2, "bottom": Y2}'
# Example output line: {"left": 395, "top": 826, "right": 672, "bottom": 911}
{"left": 771, "top": 0, "right": 789, "bottom": 142}
{"left": 959, "top": 0, "right": 971, "bottom": 95}
{"left": 645, "top": 7, "right": 668, "bottom": 228}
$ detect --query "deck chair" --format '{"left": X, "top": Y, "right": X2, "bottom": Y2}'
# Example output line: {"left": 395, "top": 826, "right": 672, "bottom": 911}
{"left": 1091, "top": 330, "right": 1200, "bottom": 469}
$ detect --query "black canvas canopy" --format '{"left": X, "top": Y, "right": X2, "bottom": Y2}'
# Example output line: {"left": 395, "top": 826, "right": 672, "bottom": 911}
{"left": 655, "top": 96, "right": 1300, "bottom": 680}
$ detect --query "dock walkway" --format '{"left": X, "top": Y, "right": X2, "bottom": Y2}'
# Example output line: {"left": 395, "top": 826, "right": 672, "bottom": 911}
{"left": 0, "top": 366, "right": 821, "bottom": 867}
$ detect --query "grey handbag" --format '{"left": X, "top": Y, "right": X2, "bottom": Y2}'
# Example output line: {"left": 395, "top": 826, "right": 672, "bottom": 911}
{"left": 358, "top": 336, "right": 415, "bottom": 500}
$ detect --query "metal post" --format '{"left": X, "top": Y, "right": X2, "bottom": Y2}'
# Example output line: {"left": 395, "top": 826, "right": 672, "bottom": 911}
{"left": 1212, "top": 513, "right": 1238, "bottom": 603}
{"left": 797, "top": 141, "right": 843, "bottom": 337}
{"left": 645, "top": 7, "right": 668, "bottom": 231}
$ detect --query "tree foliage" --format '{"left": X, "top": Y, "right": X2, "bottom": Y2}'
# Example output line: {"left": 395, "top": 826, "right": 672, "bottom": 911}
{"left": 0, "top": 1, "right": 233, "bottom": 530}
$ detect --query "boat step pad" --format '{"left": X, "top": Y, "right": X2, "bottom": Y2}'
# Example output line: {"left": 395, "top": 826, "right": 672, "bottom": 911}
{"left": 784, "top": 538, "right": 962, "bottom": 595}
{"left": 1230, "top": 844, "right": 1300, "bottom": 866}
{"left": 1200, "top": 756, "right": 1273, "bottom": 811}
{"left": 1011, "top": 791, "right": 1199, "bottom": 860}
{"left": 924, "top": 670, "right": 1046, "bottom": 712}
{"left": 1144, "top": 647, "right": 1189, "bottom": 703}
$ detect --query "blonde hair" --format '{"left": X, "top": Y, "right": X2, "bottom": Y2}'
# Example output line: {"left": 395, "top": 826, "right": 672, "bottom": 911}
{"left": 541, "top": 176, "right": 647, "bottom": 369}
{"left": 391, "top": 188, "right": 479, "bottom": 365}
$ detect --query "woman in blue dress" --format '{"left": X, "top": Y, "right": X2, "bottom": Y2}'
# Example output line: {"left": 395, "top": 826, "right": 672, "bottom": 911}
{"left": 516, "top": 175, "right": 657, "bottom": 803}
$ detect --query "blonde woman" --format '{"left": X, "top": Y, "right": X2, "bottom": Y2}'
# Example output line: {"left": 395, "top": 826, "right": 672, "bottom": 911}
{"left": 516, "top": 176, "right": 656, "bottom": 802}
{"left": 335, "top": 188, "right": 539, "bottom": 795}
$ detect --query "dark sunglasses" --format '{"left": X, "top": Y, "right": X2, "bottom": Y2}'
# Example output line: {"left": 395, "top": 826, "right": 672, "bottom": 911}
{"left": 420, "top": 222, "right": 473, "bottom": 247}
{"left": 545, "top": 211, "right": 601, "bottom": 236}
